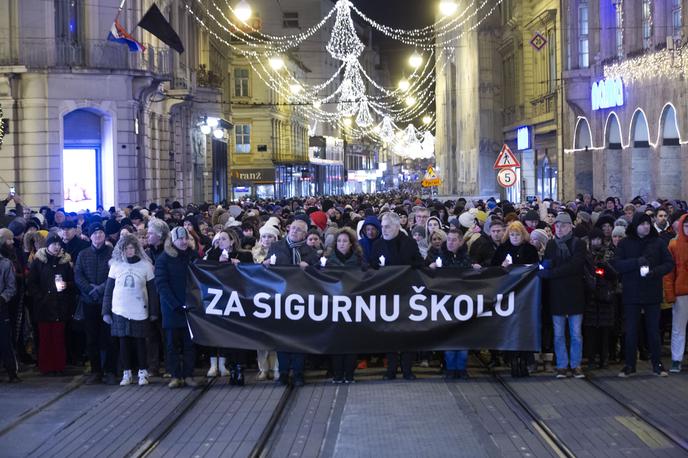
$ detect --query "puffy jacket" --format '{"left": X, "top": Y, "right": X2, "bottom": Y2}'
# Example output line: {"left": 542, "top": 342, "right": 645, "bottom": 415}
{"left": 612, "top": 213, "right": 674, "bottom": 305}
{"left": 664, "top": 213, "right": 688, "bottom": 303}
{"left": 74, "top": 244, "right": 113, "bottom": 306}
{"left": 28, "top": 248, "right": 74, "bottom": 322}
{"left": 155, "top": 238, "right": 198, "bottom": 329}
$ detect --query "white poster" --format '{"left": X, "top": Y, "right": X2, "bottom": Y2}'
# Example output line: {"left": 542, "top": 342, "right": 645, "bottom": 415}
{"left": 63, "top": 148, "right": 98, "bottom": 212}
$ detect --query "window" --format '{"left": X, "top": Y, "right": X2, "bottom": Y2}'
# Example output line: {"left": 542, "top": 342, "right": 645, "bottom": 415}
{"left": 233, "top": 68, "right": 250, "bottom": 97}
{"left": 578, "top": 0, "right": 589, "bottom": 68}
{"left": 673, "top": 0, "right": 682, "bottom": 38}
{"left": 55, "top": 0, "right": 80, "bottom": 42}
{"left": 642, "top": 0, "right": 652, "bottom": 50}
{"left": 614, "top": 0, "right": 623, "bottom": 58}
{"left": 283, "top": 12, "right": 299, "bottom": 28}
{"left": 235, "top": 124, "right": 251, "bottom": 153}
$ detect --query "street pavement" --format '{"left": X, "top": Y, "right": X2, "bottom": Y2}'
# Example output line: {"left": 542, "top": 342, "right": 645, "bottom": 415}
{"left": 0, "top": 362, "right": 687, "bottom": 457}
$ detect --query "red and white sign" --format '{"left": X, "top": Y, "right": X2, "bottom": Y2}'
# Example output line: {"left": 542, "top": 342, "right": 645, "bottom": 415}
{"left": 494, "top": 144, "right": 521, "bottom": 169}
{"left": 497, "top": 168, "right": 517, "bottom": 188}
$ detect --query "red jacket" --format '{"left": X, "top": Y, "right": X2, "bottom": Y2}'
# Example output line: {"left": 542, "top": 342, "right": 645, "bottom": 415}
{"left": 664, "top": 214, "right": 688, "bottom": 302}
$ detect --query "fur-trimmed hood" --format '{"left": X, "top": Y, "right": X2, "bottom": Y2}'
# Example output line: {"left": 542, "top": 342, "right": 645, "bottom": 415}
{"left": 34, "top": 247, "right": 71, "bottom": 264}
{"left": 164, "top": 234, "right": 196, "bottom": 258}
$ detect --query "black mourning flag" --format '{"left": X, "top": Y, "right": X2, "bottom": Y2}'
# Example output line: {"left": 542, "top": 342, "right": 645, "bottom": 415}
{"left": 138, "top": 3, "right": 184, "bottom": 54}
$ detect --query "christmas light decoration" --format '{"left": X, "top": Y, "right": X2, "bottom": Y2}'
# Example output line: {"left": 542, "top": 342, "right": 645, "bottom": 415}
{"left": 398, "top": 79, "right": 410, "bottom": 91}
{"left": 604, "top": 45, "right": 688, "bottom": 83}
{"left": 409, "top": 52, "right": 423, "bottom": 69}
{"left": 355, "top": 98, "right": 374, "bottom": 127}
{"left": 326, "top": 0, "right": 364, "bottom": 61}
{"left": 422, "top": 115, "right": 432, "bottom": 125}
{"left": 269, "top": 56, "right": 285, "bottom": 70}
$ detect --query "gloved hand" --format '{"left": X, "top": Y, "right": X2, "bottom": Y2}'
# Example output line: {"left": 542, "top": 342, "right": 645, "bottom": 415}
{"left": 103, "top": 314, "right": 113, "bottom": 325}
{"left": 88, "top": 288, "right": 100, "bottom": 302}
{"left": 150, "top": 315, "right": 159, "bottom": 322}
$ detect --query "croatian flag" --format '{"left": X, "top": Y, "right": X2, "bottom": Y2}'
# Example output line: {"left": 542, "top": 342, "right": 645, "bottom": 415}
{"left": 108, "top": 19, "right": 145, "bottom": 52}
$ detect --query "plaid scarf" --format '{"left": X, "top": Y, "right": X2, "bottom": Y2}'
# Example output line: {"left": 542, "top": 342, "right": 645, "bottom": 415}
{"left": 286, "top": 236, "right": 305, "bottom": 265}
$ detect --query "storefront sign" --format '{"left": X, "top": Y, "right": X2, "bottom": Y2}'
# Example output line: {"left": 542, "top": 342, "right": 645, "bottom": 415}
{"left": 517, "top": 126, "right": 531, "bottom": 150}
{"left": 591, "top": 77, "right": 624, "bottom": 111}
{"left": 185, "top": 263, "right": 542, "bottom": 353}
{"left": 231, "top": 168, "right": 276, "bottom": 184}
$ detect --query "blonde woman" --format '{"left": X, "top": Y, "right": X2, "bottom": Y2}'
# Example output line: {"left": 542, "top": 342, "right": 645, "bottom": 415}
{"left": 102, "top": 234, "right": 158, "bottom": 386}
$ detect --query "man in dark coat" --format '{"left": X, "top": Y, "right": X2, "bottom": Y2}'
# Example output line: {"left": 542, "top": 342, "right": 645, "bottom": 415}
{"left": 469, "top": 218, "right": 504, "bottom": 267}
{"left": 371, "top": 212, "right": 423, "bottom": 380}
{"left": 60, "top": 220, "right": 90, "bottom": 262}
{"left": 74, "top": 222, "right": 116, "bottom": 384}
{"left": 155, "top": 226, "right": 201, "bottom": 389}
{"left": 145, "top": 218, "right": 170, "bottom": 376}
{"left": 539, "top": 213, "right": 587, "bottom": 379}
{"left": 265, "top": 216, "right": 318, "bottom": 387}
{"left": 0, "top": 229, "right": 18, "bottom": 382}
{"left": 612, "top": 213, "right": 674, "bottom": 377}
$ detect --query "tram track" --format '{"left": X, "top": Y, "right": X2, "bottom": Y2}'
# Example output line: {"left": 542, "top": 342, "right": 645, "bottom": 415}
{"left": 477, "top": 353, "right": 688, "bottom": 456}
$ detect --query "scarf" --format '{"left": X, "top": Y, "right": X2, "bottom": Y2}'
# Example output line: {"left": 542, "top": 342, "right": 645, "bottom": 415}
{"left": 286, "top": 236, "right": 305, "bottom": 265}
{"left": 554, "top": 231, "right": 573, "bottom": 260}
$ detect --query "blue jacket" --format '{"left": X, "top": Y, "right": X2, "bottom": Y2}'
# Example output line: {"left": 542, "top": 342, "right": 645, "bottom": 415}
{"left": 358, "top": 215, "right": 381, "bottom": 264}
{"left": 154, "top": 238, "right": 197, "bottom": 329}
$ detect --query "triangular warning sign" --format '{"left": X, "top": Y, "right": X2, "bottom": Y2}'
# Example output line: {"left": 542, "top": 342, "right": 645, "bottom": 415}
{"left": 424, "top": 166, "right": 438, "bottom": 180}
{"left": 494, "top": 144, "right": 520, "bottom": 169}
{"left": 422, "top": 166, "right": 442, "bottom": 187}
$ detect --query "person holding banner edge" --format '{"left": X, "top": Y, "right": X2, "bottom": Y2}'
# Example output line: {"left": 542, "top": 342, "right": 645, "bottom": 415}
{"left": 371, "top": 212, "right": 423, "bottom": 380}
{"left": 264, "top": 215, "right": 318, "bottom": 387}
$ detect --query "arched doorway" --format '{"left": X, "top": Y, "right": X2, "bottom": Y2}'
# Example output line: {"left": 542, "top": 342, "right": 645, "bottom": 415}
{"left": 62, "top": 108, "right": 115, "bottom": 211}
{"left": 657, "top": 104, "right": 682, "bottom": 199}
{"left": 573, "top": 118, "right": 593, "bottom": 194}
{"left": 628, "top": 110, "right": 651, "bottom": 201}
{"left": 603, "top": 113, "right": 623, "bottom": 198}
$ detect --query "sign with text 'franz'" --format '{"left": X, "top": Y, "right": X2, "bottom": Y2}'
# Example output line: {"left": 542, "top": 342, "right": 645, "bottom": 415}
{"left": 591, "top": 77, "right": 624, "bottom": 111}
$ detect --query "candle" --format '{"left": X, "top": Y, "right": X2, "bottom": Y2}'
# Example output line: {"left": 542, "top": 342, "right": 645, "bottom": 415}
{"left": 435, "top": 257, "right": 443, "bottom": 268}
{"left": 269, "top": 254, "right": 277, "bottom": 265}
{"left": 378, "top": 255, "right": 386, "bottom": 267}
{"left": 320, "top": 256, "right": 327, "bottom": 267}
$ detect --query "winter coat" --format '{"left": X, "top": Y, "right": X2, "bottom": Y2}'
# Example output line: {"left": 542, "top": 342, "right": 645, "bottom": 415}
{"left": 491, "top": 241, "right": 540, "bottom": 266}
{"left": 469, "top": 233, "right": 497, "bottom": 266}
{"left": 539, "top": 236, "right": 587, "bottom": 316}
{"left": 583, "top": 246, "right": 617, "bottom": 328}
{"left": 266, "top": 239, "right": 319, "bottom": 266}
{"left": 358, "top": 216, "right": 381, "bottom": 264}
{"left": 436, "top": 243, "right": 472, "bottom": 269}
{"left": 370, "top": 233, "right": 424, "bottom": 268}
{"left": 204, "top": 246, "right": 254, "bottom": 264}
{"left": 28, "top": 248, "right": 74, "bottom": 322}
{"left": 145, "top": 243, "right": 165, "bottom": 266}
{"left": 74, "top": 244, "right": 113, "bottom": 306}
{"left": 664, "top": 214, "right": 688, "bottom": 303}
{"left": 326, "top": 249, "right": 366, "bottom": 268}
{"left": 0, "top": 253, "right": 17, "bottom": 320}
{"left": 155, "top": 238, "right": 198, "bottom": 329}
{"left": 425, "top": 245, "right": 442, "bottom": 266}
{"left": 612, "top": 214, "right": 674, "bottom": 305}
{"left": 64, "top": 236, "right": 90, "bottom": 263}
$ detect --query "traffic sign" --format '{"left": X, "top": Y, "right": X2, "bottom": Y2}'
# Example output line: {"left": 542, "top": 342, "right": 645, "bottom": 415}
{"left": 494, "top": 144, "right": 520, "bottom": 169}
{"left": 497, "top": 168, "right": 517, "bottom": 188}
{"left": 421, "top": 165, "right": 442, "bottom": 187}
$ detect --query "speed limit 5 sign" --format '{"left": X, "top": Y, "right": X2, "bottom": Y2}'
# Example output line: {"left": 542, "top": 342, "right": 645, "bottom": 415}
{"left": 497, "top": 168, "right": 517, "bottom": 188}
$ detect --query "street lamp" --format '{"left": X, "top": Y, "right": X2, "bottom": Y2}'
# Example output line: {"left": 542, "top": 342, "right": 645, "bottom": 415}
{"left": 439, "top": 0, "right": 458, "bottom": 16}
{"left": 234, "top": 0, "right": 252, "bottom": 22}
{"left": 313, "top": 99, "right": 322, "bottom": 109}
{"left": 269, "top": 56, "right": 285, "bottom": 70}
{"left": 405, "top": 96, "right": 416, "bottom": 107}
{"left": 422, "top": 115, "right": 432, "bottom": 125}
{"left": 207, "top": 117, "right": 219, "bottom": 128}
{"left": 398, "top": 79, "right": 410, "bottom": 91}
{"left": 213, "top": 128, "right": 224, "bottom": 139}
{"left": 343, "top": 118, "right": 353, "bottom": 127}
{"left": 289, "top": 83, "right": 303, "bottom": 95}
{"left": 200, "top": 124, "right": 212, "bottom": 135}
{"left": 409, "top": 52, "right": 423, "bottom": 69}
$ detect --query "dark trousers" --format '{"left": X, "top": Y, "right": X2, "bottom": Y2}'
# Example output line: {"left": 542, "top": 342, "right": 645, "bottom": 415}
{"left": 624, "top": 303, "right": 662, "bottom": 369}
{"left": 0, "top": 318, "right": 17, "bottom": 377}
{"left": 584, "top": 326, "right": 611, "bottom": 365}
{"left": 146, "top": 320, "right": 165, "bottom": 374}
{"left": 165, "top": 328, "right": 195, "bottom": 379}
{"left": 277, "top": 352, "right": 305, "bottom": 378}
{"left": 84, "top": 304, "right": 117, "bottom": 374}
{"left": 120, "top": 336, "right": 147, "bottom": 371}
{"left": 38, "top": 322, "right": 66, "bottom": 374}
{"left": 386, "top": 351, "right": 414, "bottom": 376}
{"left": 331, "top": 354, "right": 357, "bottom": 380}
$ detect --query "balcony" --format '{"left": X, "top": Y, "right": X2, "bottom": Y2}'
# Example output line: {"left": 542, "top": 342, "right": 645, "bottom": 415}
{"left": 0, "top": 38, "right": 171, "bottom": 77}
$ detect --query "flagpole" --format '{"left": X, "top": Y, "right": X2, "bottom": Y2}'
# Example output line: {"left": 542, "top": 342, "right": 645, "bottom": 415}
{"left": 114, "top": 0, "right": 127, "bottom": 22}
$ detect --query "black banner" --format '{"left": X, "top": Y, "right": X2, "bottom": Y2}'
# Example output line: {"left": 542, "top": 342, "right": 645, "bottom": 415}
{"left": 185, "top": 263, "right": 541, "bottom": 353}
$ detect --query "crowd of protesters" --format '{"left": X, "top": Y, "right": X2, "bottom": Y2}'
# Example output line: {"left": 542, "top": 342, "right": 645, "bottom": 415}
{"left": 0, "top": 190, "right": 686, "bottom": 387}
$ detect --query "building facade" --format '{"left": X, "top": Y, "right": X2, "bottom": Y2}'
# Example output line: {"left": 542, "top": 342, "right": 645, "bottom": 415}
{"left": 562, "top": 0, "right": 688, "bottom": 202}
{"left": 435, "top": 0, "right": 564, "bottom": 200}
{"left": 0, "top": 0, "right": 229, "bottom": 211}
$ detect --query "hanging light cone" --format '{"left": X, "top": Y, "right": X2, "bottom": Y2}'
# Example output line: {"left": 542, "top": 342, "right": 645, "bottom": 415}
{"left": 379, "top": 116, "right": 395, "bottom": 143}
{"left": 326, "top": 0, "right": 365, "bottom": 61}
{"left": 421, "top": 131, "right": 436, "bottom": 158}
{"left": 355, "top": 99, "right": 373, "bottom": 127}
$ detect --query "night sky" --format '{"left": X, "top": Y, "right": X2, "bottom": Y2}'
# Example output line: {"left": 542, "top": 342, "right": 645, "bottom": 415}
{"left": 351, "top": 0, "right": 435, "bottom": 82}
